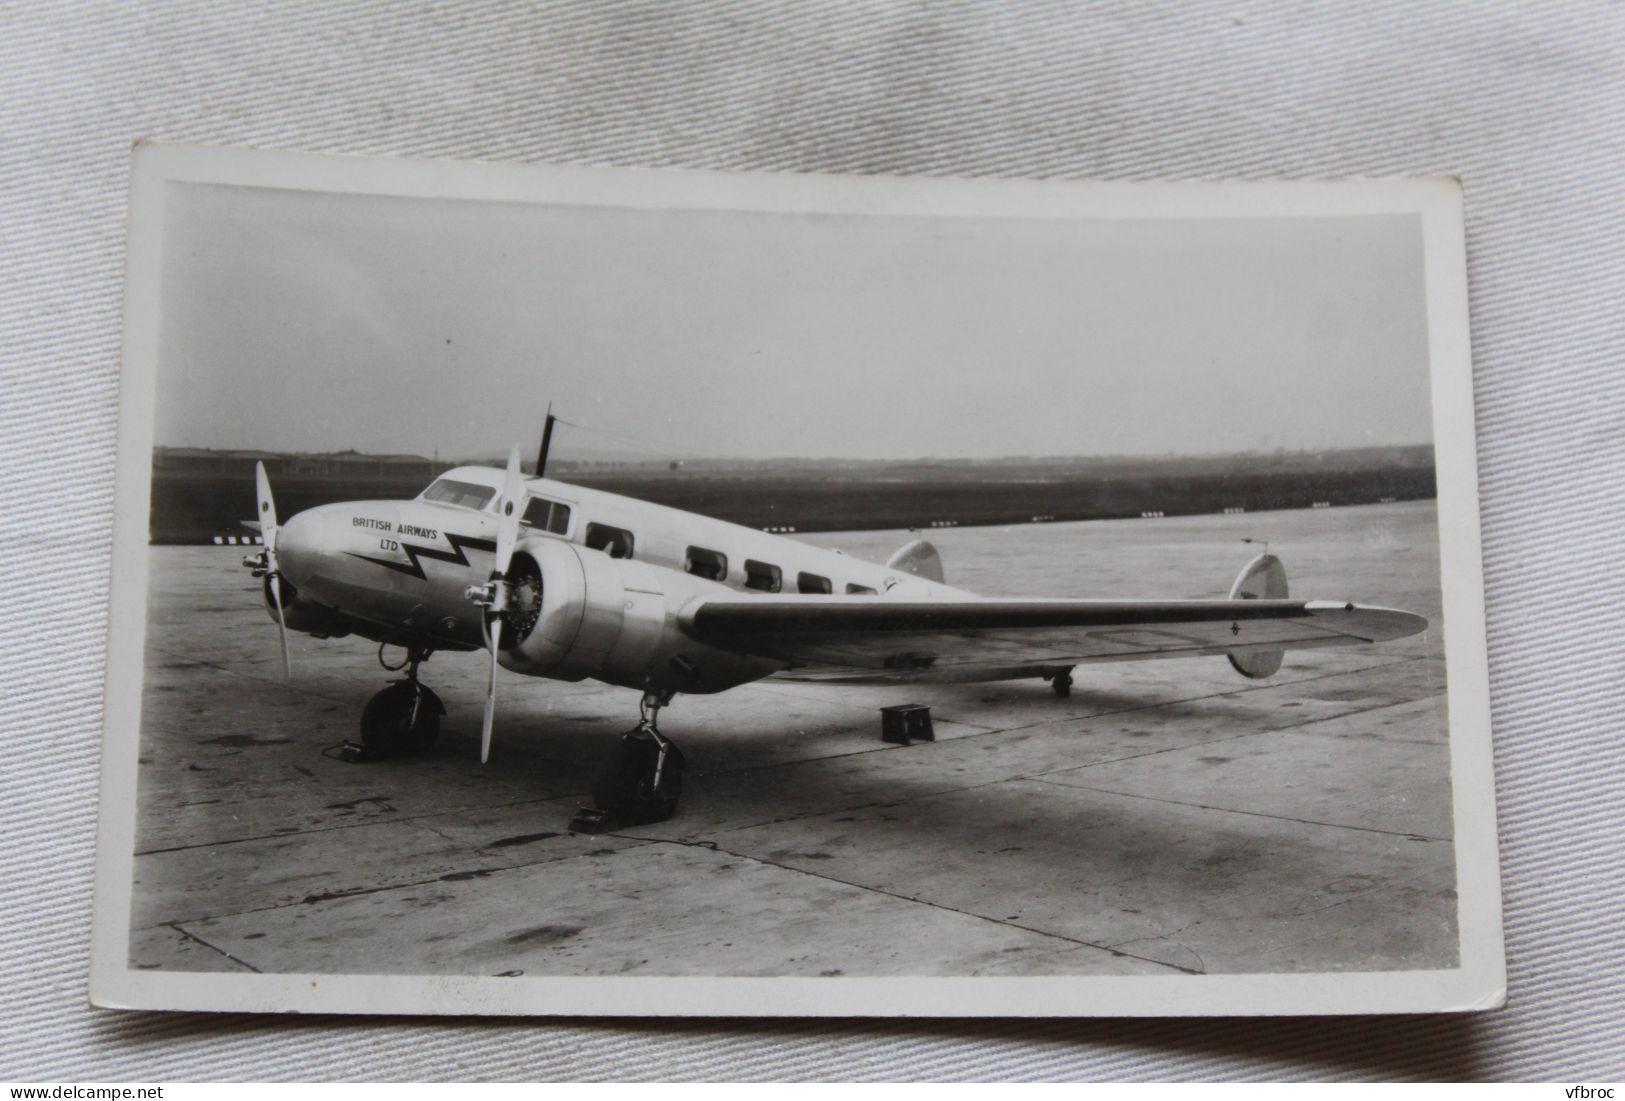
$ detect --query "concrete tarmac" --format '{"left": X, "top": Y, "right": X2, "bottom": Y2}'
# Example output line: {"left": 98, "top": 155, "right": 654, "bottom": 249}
{"left": 127, "top": 501, "right": 1457, "bottom": 978}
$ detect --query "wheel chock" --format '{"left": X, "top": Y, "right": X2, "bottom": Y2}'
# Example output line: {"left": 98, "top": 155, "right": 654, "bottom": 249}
{"left": 569, "top": 807, "right": 616, "bottom": 834}
{"left": 880, "top": 703, "right": 934, "bottom": 745}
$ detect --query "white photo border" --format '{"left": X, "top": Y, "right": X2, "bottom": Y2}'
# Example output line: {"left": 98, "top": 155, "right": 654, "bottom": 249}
{"left": 92, "top": 142, "right": 1504, "bottom": 1016}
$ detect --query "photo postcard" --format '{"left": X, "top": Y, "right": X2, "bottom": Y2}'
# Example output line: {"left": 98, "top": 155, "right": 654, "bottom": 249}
{"left": 91, "top": 144, "right": 1504, "bottom": 1016}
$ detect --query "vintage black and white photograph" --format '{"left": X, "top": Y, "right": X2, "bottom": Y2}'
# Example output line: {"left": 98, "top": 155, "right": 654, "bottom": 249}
{"left": 92, "top": 144, "right": 1500, "bottom": 1016}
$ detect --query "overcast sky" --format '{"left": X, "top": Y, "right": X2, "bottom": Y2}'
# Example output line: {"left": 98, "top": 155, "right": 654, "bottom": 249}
{"left": 156, "top": 182, "right": 1432, "bottom": 460}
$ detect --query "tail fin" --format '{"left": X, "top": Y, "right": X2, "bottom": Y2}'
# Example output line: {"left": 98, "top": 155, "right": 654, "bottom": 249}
{"left": 1227, "top": 553, "right": 1287, "bottom": 678}
{"left": 886, "top": 539, "right": 945, "bottom": 583}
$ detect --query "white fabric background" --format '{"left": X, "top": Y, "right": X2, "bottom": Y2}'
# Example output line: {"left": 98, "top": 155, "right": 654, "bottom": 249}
{"left": 2, "top": 0, "right": 1621, "bottom": 1082}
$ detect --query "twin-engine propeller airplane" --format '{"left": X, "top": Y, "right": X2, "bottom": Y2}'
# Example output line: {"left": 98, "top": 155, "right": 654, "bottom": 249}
{"left": 242, "top": 438, "right": 1427, "bottom": 825}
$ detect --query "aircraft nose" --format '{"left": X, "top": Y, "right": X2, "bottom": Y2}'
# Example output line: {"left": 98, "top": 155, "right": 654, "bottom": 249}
{"left": 275, "top": 509, "right": 323, "bottom": 588}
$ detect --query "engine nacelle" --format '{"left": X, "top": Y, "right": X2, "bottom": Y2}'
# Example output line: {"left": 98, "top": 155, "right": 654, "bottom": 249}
{"left": 497, "top": 536, "right": 783, "bottom": 695}
{"left": 263, "top": 576, "right": 351, "bottom": 638}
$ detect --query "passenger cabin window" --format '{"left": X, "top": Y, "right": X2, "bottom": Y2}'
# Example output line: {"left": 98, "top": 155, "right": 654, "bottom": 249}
{"left": 797, "top": 572, "right": 832, "bottom": 594}
{"left": 521, "top": 496, "right": 571, "bottom": 535}
{"left": 585, "top": 522, "right": 635, "bottom": 559}
{"left": 744, "top": 559, "right": 782, "bottom": 593}
{"left": 420, "top": 478, "right": 496, "bottom": 510}
{"left": 846, "top": 583, "right": 877, "bottom": 595}
{"left": 685, "top": 546, "right": 727, "bottom": 582}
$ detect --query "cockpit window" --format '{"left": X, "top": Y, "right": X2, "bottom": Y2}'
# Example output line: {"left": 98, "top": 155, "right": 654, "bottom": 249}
{"left": 420, "top": 478, "right": 496, "bottom": 510}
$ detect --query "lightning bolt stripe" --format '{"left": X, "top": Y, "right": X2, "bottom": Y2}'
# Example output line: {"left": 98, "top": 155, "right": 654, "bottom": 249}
{"left": 348, "top": 532, "right": 499, "bottom": 580}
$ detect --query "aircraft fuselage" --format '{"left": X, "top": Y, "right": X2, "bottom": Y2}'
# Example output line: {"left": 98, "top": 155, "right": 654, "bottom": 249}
{"left": 271, "top": 465, "right": 961, "bottom": 660}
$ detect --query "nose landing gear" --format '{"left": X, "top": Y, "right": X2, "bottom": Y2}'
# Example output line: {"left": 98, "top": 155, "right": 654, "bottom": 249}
{"left": 589, "top": 690, "right": 687, "bottom": 826}
{"left": 354, "top": 643, "right": 445, "bottom": 759}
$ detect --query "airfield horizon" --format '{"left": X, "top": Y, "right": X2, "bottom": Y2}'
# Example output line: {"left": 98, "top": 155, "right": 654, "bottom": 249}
{"left": 147, "top": 445, "right": 1437, "bottom": 545}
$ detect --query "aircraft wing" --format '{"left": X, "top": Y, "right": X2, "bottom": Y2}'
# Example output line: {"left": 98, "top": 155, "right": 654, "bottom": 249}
{"left": 681, "top": 597, "right": 1427, "bottom": 683}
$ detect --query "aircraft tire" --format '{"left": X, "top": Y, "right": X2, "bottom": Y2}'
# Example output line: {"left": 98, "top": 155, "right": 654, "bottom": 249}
{"left": 359, "top": 680, "right": 442, "bottom": 757}
{"left": 593, "top": 732, "right": 685, "bottom": 825}
{"left": 1051, "top": 670, "right": 1074, "bottom": 698}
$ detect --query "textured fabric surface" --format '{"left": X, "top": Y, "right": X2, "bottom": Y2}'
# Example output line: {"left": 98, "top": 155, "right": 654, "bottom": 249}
{"left": 2, "top": 0, "right": 1621, "bottom": 1082}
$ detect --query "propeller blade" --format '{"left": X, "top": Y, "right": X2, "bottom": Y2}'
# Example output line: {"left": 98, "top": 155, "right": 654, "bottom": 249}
{"left": 267, "top": 573, "right": 291, "bottom": 683}
{"left": 255, "top": 462, "right": 291, "bottom": 683}
{"left": 474, "top": 444, "right": 526, "bottom": 763}
{"left": 477, "top": 445, "right": 526, "bottom": 764}
{"left": 494, "top": 443, "right": 524, "bottom": 578}
{"left": 480, "top": 617, "right": 503, "bottom": 763}
{"left": 255, "top": 461, "right": 280, "bottom": 555}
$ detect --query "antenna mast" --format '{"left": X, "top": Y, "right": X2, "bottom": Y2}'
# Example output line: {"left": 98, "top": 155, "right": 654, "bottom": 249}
{"left": 535, "top": 401, "right": 556, "bottom": 477}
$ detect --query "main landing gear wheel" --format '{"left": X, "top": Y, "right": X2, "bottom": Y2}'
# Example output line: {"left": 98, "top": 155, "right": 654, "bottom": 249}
{"left": 1050, "top": 668, "right": 1075, "bottom": 698}
{"left": 592, "top": 692, "right": 686, "bottom": 825}
{"left": 359, "top": 644, "right": 445, "bottom": 758}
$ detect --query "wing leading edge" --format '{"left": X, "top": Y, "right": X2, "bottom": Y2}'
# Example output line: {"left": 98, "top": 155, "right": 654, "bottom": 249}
{"left": 681, "top": 597, "right": 1427, "bottom": 683}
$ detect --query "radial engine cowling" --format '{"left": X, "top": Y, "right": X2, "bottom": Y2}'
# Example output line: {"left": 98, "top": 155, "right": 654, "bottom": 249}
{"left": 262, "top": 576, "right": 351, "bottom": 638}
{"left": 498, "top": 536, "right": 782, "bottom": 695}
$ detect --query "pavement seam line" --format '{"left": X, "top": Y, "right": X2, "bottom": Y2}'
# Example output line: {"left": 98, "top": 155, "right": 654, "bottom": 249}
{"left": 1100, "top": 873, "right": 1457, "bottom": 974}
{"left": 609, "top": 833, "right": 1202, "bottom": 976}
{"left": 642, "top": 693, "right": 1437, "bottom": 845}
{"left": 164, "top": 922, "right": 263, "bottom": 974}
{"left": 1020, "top": 689, "right": 1451, "bottom": 780}
{"left": 138, "top": 833, "right": 660, "bottom": 926}
{"left": 699, "top": 653, "right": 1436, "bottom": 781}
{"left": 134, "top": 794, "right": 586, "bottom": 855}
{"left": 1029, "top": 777, "right": 1452, "bottom": 842}
{"left": 675, "top": 687, "right": 1448, "bottom": 845}
{"left": 132, "top": 675, "right": 1445, "bottom": 862}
